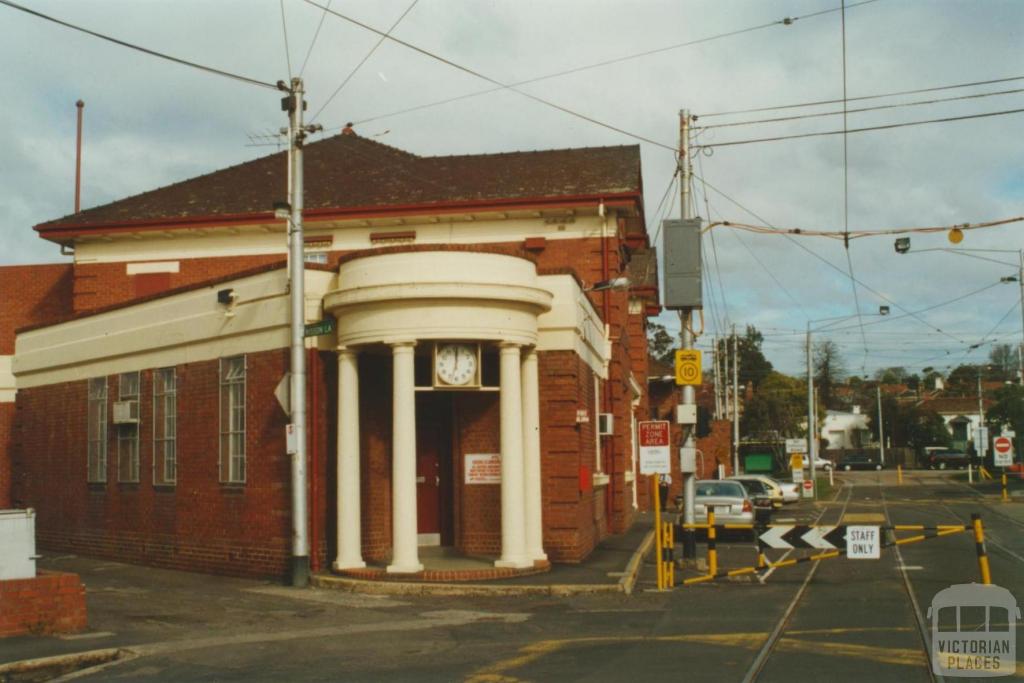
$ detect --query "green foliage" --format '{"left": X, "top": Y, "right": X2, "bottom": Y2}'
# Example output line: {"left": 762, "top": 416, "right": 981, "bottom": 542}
{"left": 646, "top": 321, "right": 675, "bottom": 365}
{"left": 741, "top": 371, "right": 804, "bottom": 440}
{"left": 813, "top": 340, "right": 844, "bottom": 410}
{"left": 987, "top": 383, "right": 1024, "bottom": 437}
{"left": 716, "top": 325, "right": 773, "bottom": 390}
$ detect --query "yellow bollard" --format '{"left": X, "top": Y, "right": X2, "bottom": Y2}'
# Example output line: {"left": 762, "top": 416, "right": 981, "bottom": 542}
{"left": 653, "top": 476, "right": 663, "bottom": 590}
{"left": 971, "top": 513, "right": 992, "bottom": 585}
{"left": 707, "top": 509, "right": 717, "bottom": 577}
{"left": 897, "top": 464, "right": 903, "bottom": 485}
{"left": 1002, "top": 473, "right": 1009, "bottom": 503}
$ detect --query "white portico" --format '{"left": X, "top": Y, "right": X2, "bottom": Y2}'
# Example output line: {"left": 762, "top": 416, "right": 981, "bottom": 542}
{"left": 324, "top": 249, "right": 553, "bottom": 572}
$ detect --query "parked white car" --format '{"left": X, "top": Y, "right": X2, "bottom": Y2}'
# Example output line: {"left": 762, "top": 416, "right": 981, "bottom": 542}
{"left": 803, "top": 456, "right": 834, "bottom": 471}
{"left": 694, "top": 480, "right": 755, "bottom": 525}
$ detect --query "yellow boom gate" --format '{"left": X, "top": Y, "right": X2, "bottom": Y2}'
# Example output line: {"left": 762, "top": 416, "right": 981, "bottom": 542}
{"left": 653, "top": 511, "right": 992, "bottom": 588}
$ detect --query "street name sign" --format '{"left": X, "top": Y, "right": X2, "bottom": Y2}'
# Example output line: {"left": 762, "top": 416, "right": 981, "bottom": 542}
{"left": 847, "top": 526, "right": 881, "bottom": 559}
{"left": 993, "top": 436, "right": 1014, "bottom": 467}
{"left": 785, "top": 439, "right": 806, "bottom": 454}
{"left": 674, "top": 350, "right": 702, "bottom": 386}
{"left": 639, "top": 420, "right": 671, "bottom": 474}
{"left": 303, "top": 317, "right": 336, "bottom": 338}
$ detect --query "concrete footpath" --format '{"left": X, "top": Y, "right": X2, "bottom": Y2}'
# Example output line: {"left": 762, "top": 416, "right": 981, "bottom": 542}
{"left": 0, "top": 518, "right": 654, "bottom": 679}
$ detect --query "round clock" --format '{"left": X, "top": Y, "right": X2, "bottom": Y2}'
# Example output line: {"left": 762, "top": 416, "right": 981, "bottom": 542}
{"left": 435, "top": 343, "right": 478, "bottom": 386}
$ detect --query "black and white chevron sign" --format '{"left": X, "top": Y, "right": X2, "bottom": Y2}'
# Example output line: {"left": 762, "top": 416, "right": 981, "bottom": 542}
{"left": 759, "top": 525, "right": 847, "bottom": 550}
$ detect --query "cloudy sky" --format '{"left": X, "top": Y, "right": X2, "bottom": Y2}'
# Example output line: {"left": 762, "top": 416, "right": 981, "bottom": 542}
{"left": 2, "top": 0, "right": 1022, "bottom": 378}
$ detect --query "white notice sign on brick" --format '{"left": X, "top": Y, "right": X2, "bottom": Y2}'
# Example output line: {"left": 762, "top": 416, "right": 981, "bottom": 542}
{"left": 465, "top": 453, "right": 501, "bottom": 484}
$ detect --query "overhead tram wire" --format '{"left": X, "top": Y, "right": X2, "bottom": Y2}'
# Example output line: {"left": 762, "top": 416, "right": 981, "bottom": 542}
{"left": 959, "top": 299, "right": 1022, "bottom": 361}
{"left": 308, "top": 0, "right": 420, "bottom": 124}
{"left": 339, "top": 0, "right": 884, "bottom": 131}
{"left": 0, "top": 0, "right": 279, "bottom": 91}
{"left": 696, "top": 146, "right": 731, "bottom": 327}
{"left": 299, "top": 0, "right": 332, "bottom": 78}
{"left": 693, "top": 172, "right": 970, "bottom": 346}
{"left": 302, "top": 0, "right": 676, "bottom": 152}
{"left": 696, "top": 87, "right": 1024, "bottom": 129}
{"left": 703, "top": 215, "right": 1024, "bottom": 241}
{"left": 280, "top": 0, "right": 294, "bottom": 79}
{"left": 695, "top": 107, "right": 1024, "bottom": 149}
{"left": 698, "top": 74, "right": 1024, "bottom": 118}
{"left": 838, "top": 0, "right": 870, "bottom": 374}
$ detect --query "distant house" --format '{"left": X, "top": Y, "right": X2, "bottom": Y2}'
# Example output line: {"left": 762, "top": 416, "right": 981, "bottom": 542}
{"left": 821, "top": 406, "right": 871, "bottom": 450}
{"left": 918, "top": 396, "right": 994, "bottom": 452}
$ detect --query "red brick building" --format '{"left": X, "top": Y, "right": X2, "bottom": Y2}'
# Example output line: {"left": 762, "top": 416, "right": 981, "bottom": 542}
{"left": 2, "top": 133, "right": 664, "bottom": 579}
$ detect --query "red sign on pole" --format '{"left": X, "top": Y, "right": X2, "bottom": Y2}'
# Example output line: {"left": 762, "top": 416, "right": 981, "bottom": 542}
{"left": 994, "top": 436, "right": 1013, "bottom": 454}
{"left": 638, "top": 420, "right": 671, "bottom": 475}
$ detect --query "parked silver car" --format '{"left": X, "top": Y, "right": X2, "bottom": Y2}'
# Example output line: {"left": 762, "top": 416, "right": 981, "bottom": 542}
{"left": 693, "top": 480, "right": 755, "bottom": 524}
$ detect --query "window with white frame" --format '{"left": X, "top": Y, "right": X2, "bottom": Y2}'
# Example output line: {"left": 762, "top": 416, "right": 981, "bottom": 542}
{"left": 219, "top": 356, "right": 246, "bottom": 483}
{"left": 153, "top": 367, "right": 177, "bottom": 485}
{"left": 117, "top": 372, "right": 140, "bottom": 482}
{"left": 87, "top": 377, "right": 108, "bottom": 483}
{"left": 303, "top": 251, "right": 328, "bottom": 265}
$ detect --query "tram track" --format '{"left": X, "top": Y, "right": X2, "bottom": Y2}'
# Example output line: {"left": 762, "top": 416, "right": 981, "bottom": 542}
{"left": 739, "top": 482, "right": 854, "bottom": 683}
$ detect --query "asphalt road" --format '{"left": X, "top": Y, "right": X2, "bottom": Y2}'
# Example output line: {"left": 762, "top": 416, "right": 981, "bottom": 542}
{"left": 6, "top": 470, "right": 1023, "bottom": 682}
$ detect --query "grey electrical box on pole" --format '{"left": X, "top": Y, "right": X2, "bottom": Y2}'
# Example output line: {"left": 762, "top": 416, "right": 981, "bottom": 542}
{"left": 663, "top": 218, "right": 703, "bottom": 310}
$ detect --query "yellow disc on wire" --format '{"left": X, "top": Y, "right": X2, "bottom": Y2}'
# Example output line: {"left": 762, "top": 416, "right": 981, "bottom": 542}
{"left": 948, "top": 227, "right": 964, "bottom": 244}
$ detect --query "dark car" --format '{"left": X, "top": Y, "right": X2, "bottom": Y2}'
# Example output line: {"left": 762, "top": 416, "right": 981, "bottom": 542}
{"left": 927, "top": 449, "right": 970, "bottom": 470}
{"left": 838, "top": 452, "right": 883, "bottom": 471}
{"left": 730, "top": 478, "right": 774, "bottom": 523}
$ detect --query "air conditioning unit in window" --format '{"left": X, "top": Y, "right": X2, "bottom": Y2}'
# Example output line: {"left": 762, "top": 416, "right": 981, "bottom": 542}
{"left": 113, "top": 400, "right": 140, "bottom": 424}
{"left": 598, "top": 413, "right": 614, "bottom": 436}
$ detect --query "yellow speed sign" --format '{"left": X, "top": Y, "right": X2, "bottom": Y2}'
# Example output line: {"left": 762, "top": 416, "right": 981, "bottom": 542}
{"left": 674, "top": 349, "right": 702, "bottom": 386}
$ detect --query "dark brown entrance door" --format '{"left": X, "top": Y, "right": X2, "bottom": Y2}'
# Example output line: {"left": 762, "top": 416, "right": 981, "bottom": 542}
{"left": 416, "top": 422, "right": 441, "bottom": 543}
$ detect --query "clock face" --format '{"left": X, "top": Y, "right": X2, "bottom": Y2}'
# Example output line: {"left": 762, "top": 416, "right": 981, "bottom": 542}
{"left": 435, "top": 343, "right": 478, "bottom": 386}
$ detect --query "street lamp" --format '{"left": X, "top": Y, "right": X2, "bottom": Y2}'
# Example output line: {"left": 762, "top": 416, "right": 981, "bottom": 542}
{"left": 896, "top": 238, "right": 1024, "bottom": 385}
{"left": 806, "top": 306, "right": 890, "bottom": 496}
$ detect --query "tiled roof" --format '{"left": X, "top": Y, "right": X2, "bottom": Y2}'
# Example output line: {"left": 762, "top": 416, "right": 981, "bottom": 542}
{"left": 919, "top": 396, "right": 994, "bottom": 414}
{"left": 38, "top": 134, "right": 642, "bottom": 230}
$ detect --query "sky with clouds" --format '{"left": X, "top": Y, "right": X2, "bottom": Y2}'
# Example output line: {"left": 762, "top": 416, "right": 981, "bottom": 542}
{"left": 1, "top": 0, "right": 1022, "bottom": 378}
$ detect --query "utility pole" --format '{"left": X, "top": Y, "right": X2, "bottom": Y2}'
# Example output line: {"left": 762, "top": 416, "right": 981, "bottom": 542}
{"left": 877, "top": 385, "right": 885, "bottom": 466}
{"left": 678, "top": 109, "right": 697, "bottom": 561}
{"left": 280, "top": 77, "right": 322, "bottom": 587}
{"left": 806, "top": 322, "right": 816, "bottom": 491}
{"left": 1018, "top": 249, "right": 1024, "bottom": 386}
{"left": 732, "top": 325, "right": 740, "bottom": 474}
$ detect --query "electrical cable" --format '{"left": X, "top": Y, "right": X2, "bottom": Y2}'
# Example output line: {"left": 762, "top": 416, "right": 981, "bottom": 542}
{"left": 704, "top": 215, "right": 1024, "bottom": 241}
{"left": 280, "top": 0, "right": 293, "bottom": 79}
{"left": 696, "top": 149, "right": 731, "bottom": 327}
{"left": 698, "top": 74, "right": 1024, "bottom": 118}
{"left": 303, "top": 0, "right": 677, "bottom": 151}
{"left": 0, "top": 0, "right": 279, "bottom": 90}
{"left": 309, "top": 0, "right": 420, "bottom": 124}
{"left": 696, "top": 107, "right": 1024, "bottom": 149}
{"left": 341, "top": 0, "right": 883, "bottom": 131}
{"left": 693, "top": 172, "right": 969, "bottom": 345}
{"left": 299, "top": 0, "right": 332, "bottom": 78}
{"left": 696, "top": 87, "right": 1024, "bottom": 129}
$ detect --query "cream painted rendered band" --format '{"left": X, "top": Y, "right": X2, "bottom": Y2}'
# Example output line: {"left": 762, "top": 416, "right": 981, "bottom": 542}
{"left": 0, "top": 355, "right": 15, "bottom": 403}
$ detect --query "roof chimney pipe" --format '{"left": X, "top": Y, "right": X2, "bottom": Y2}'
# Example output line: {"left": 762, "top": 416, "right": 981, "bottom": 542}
{"left": 74, "top": 100, "right": 84, "bottom": 214}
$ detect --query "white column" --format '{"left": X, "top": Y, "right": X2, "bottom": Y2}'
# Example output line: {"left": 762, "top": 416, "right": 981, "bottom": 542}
{"left": 497, "top": 343, "right": 530, "bottom": 568}
{"left": 388, "top": 341, "right": 423, "bottom": 573}
{"left": 334, "top": 346, "right": 365, "bottom": 570}
{"left": 521, "top": 348, "right": 546, "bottom": 562}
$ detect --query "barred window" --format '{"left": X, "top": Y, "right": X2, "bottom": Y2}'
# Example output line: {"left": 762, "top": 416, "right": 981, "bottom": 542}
{"left": 153, "top": 368, "right": 177, "bottom": 485}
{"left": 87, "top": 377, "right": 108, "bottom": 483}
{"left": 219, "top": 356, "right": 246, "bottom": 483}
{"left": 117, "top": 372, "right": 140, "bottom": 482}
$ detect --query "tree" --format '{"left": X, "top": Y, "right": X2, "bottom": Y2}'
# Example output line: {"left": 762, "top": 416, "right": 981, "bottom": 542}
{"left": 989, "top": 344, "right": 1018, "bottom": 382}
{"left": 946, "top": 364, "right": 981, "bottom": 395}
{"left": 813, "top": 340, "right": 845, "bottom": 410}
{"left": 741, "top": 371, "right": 805, "bottom": 440}
{"left": 987, "top": 384, "right": 1024, "bottom": 439}
{"left": 717, "top": 325, "right": 773, "bottom": 390}
{"left": 874, "top": 366, "right": 908, "bottom": 385}
{"left": 646, "top": 321, "right": 675, "bottom": 365}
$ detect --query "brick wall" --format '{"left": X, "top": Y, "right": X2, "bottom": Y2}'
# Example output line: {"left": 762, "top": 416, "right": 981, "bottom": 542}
{"left": 0, "top": 403, "right": 11, "bottom": 508}
{"left": 11, "top": 349, "right": 294, "bottom": 580}
{"left": 0, "top": 571, "right": 87, "bottom": 638}
{"left": 0, "top": 263, "right": 74, "bottom": 355}
{"left": 72, "top": 255, "right": 284, "bottom": 313}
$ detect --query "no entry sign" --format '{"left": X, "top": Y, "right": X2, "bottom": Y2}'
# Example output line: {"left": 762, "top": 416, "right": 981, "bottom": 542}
{"left": 639, "top": 420, "right": 671, "bottom": 474}
{"left": 994, "top": 436, "right": 1014, "bottom": 467}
